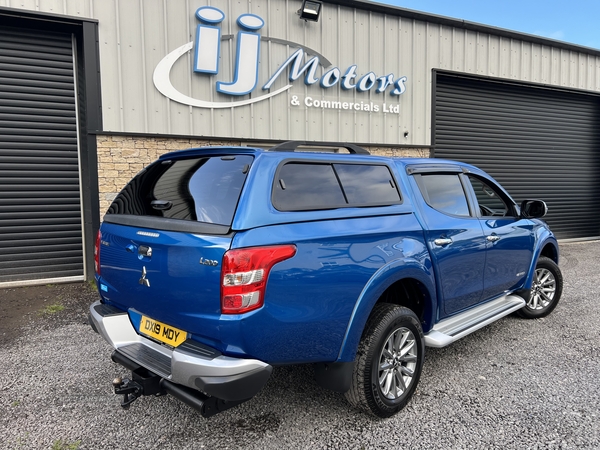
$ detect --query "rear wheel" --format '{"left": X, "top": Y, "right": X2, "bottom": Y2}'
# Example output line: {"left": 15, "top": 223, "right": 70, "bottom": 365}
{"left": 345, "top": 304, "right": 424, "bottom": 418}
{"left": 517, "top": 256, "right": 563, "bottom": 319}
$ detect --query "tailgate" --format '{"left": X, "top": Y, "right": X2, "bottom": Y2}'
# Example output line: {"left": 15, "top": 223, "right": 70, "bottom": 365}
{"left": 95, "top": 151, "right": 254, "bottom": 339}
{"left": 98, "top": 221, "right": 231, "bottom": 336}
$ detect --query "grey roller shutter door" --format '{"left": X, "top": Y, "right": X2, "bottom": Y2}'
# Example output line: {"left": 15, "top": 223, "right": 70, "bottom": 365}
{"left": 434, "top": 72, "right": 600, "bottom": 240}
{"left": 0, "top": 27, "right": 83, "bottom": 283}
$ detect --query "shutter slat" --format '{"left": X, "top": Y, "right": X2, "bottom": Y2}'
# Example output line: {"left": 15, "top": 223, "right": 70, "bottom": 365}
{"left": 434, "top": 73, "right": 600, "bottom": 240}
{"left": 0, "top": 27, "right": 83, "bottom": 283}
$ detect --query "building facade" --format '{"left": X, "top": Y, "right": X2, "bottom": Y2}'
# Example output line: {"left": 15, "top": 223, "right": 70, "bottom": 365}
{"left": 1, "top": 0, "right": 599, "bottom": 286}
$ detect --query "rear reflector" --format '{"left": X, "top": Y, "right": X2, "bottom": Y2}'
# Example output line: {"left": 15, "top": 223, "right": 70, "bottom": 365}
{"left": 221, "top": 245, "right": 296, "bottom": 314}
{"left": 94, "top": 230, "right": 101, "bottom": 275}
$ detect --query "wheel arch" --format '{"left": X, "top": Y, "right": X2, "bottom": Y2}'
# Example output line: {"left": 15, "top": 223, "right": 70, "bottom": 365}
{"left": 375, "top": 278, "right": 432, "bottom": 330}
{"left": 336, "top": 260, "right": 436, "bottom": 363}
{"left": 539, "top": 241, "right": 559, "bottom": 264}
{"left": 521, "top": 228, "right": 559, "bottom": 292}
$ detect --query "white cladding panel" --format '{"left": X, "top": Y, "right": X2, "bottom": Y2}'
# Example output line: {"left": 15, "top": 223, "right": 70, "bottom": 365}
{"left": 2, "top": 0, "right": 600, "bottom": 145}
{"left": 0, "top": 0, "right": 91, "bottom": 15}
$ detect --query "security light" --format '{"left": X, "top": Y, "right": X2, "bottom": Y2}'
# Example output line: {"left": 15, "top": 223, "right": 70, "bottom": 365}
{"left": 298, "top": 0, "right": 322, "bottom": 22}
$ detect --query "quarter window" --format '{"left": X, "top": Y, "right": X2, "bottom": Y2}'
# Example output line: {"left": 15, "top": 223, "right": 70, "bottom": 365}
{"left": 272, "top": 162, "right": 401, "bottom": 211}
{"left": 272, "top": 163, "right": 346, "bottom": 211}
{"left": 335, "top": 164, "right": 400, "bottom": 205}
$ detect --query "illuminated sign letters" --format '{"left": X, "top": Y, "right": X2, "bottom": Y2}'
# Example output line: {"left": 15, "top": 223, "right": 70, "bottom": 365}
{"left": 153, "top": 6, "right": 408, "bottom": 110}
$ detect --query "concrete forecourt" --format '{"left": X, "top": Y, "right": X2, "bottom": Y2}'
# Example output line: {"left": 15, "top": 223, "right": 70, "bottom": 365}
{"left": 0, "top": 241, "right": 598, "bottom": 449}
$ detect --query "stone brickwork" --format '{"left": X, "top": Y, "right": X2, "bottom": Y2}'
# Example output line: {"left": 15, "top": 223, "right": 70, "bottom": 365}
{"left": 96, "top": 135, "right": 430, "bottom": 220}
{"left": 368, "top": 146, "right": 431, "bottom": 158}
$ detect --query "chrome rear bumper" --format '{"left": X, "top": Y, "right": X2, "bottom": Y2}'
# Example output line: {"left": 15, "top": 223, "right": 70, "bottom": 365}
{"left": 89, "top": 300, "right": 272, "bottom": 401}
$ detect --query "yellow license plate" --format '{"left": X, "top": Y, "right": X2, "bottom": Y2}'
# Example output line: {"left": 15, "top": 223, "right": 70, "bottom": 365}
{"left": 139, "top": 315, "right": 187, "bottom": 347}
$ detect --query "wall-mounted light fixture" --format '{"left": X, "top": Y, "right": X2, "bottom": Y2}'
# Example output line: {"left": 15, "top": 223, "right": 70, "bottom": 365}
{"left": 298, "top": 0, "right": 322, "bottom": 22}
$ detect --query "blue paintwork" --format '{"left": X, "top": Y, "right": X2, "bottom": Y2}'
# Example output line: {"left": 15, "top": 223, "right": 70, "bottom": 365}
{"left": 98, "top": 222, "right": 230, "bottom": 333}
{"left": 227, "top": 215, "right": 430, "bottom": 362}
{"left": 479, "top": 217, "right": 533, "bottom": 299}
{"left": 336, "top": 245, "right": 436, "bottom": 362}
{"left": 409, "top": 174, "right": 487, "bottom": 315}
{"left": 462, "top": 169, "right": 536, "bottom": 301}
{"left": 96, "top": 147, "right": 558, "bottom": 365}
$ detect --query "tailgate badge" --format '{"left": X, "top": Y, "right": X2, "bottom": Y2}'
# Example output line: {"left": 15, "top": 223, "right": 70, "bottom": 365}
{"left": 139, "top": 266, "right": 151, "bottom": 287}
{"left": 199, "top": 257, "right": 219, "bottom": 267}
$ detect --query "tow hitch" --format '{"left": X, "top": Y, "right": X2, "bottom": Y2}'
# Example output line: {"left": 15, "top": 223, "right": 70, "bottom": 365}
{"left": 110, "top": 350, "right": 250, "bottom": 417}
{"left": 113, "top": 367, "right": 164, "bottom": 409}
{"left": 113, "top": 378, "right": 143, "bottom": 408}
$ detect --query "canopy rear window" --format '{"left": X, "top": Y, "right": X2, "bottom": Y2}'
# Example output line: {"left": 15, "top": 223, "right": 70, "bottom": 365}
{"left": 106, "top": 155, "right": 253, "bottom": 226}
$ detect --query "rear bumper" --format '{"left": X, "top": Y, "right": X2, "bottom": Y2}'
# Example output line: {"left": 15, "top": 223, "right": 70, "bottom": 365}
{"left": 89, "top": 300, "right": 272, "bottom": 401}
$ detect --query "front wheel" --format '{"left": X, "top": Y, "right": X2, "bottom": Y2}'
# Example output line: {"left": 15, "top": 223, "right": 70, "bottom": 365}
{"left": 345, "top": 304, "right": 425, "bottom": 418}
{"left": 517, "top": 256, "right": 563, "bottom": 319}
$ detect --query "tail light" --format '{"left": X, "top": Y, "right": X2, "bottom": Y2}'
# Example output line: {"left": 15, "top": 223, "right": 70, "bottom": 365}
{"left": 94, "top": 230, "right": 101, "bottom": 275}
{"left": 221, "top": 245, "right": 297, "bottom": 314}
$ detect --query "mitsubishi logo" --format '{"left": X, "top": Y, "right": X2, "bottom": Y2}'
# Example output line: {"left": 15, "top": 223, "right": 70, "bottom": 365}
{"left": 139, "top": 266, "right": 150, "bottom": 287}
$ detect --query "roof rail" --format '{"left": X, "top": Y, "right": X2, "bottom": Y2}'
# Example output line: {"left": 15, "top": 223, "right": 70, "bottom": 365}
{"left": 269, "top": 140, "right": 370, "bottom": 155}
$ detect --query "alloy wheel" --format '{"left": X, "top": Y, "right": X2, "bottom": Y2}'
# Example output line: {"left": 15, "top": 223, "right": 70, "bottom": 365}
{"left": 528, "top": 267, "right": 556, "bottom": 310}
{"left": 378, "top": 327, "right": 418, "bottom": 400}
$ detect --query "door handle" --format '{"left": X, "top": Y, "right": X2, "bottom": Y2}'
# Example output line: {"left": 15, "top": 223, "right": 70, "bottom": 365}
{"left": 138, "top": 245, "right": 153, "bottom": 257}
{"left": 151, "top": 199, "right": 172, "bottom": 211}
{"left": 486, "top": 235, "right": 500, "bottom": 242}
{"left": 434, "top": 238, "right": 453, "bottom": 246}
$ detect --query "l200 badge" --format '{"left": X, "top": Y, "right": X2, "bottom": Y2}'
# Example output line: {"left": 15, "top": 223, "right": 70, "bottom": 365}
{"left": 199, "top": 257, "right": 219, "bottom": 267}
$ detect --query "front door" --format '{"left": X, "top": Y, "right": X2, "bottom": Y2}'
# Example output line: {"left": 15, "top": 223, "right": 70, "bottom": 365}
{"left": 464, "top": 175, "right": 533, "bottom": 300}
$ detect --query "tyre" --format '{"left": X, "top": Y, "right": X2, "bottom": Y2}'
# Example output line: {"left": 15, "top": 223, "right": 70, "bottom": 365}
{"left": 345, "top": 303, "right": 425, "bottom": 418}
{"left": 517, "top": 256, "right": 563, "bottom": 319}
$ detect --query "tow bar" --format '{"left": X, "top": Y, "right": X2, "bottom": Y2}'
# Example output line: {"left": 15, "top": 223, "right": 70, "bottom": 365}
{"left": 110, "top": 351, "right": 249, "bottom": 418}
{"left": 112, "top": 371, "right": 161, "bottom": 409}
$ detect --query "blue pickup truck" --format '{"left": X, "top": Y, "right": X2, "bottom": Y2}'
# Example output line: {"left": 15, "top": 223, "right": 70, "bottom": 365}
{"left": 89, "top": 141, "right": 562, "bottom": 418}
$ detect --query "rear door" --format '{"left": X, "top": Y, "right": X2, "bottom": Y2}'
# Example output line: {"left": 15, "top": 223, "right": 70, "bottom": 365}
{"left": 97, "top": 153, "right": 253, "bottom": 335}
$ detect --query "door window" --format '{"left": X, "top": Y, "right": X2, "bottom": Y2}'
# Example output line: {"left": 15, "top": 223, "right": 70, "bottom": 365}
{"left": 466, "top": 176, "right": 513, "bottom": 217}
{"left": 417, "top": 174, "right": 470, "bottom": 217}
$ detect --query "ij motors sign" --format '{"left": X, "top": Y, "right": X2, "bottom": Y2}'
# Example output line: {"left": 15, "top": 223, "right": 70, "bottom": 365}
{"left": 153, "top": 6, "right": 407, "bottom": 113}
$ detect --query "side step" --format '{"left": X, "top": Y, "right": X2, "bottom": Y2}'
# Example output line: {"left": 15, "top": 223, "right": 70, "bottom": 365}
{"left": 424, "top": 294, "right": 525, "bottom": 348}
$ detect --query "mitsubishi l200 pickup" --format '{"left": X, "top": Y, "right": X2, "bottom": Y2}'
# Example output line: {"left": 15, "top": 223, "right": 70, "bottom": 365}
{"left": 89, "top": 141, "right": 562, "bottom": 417}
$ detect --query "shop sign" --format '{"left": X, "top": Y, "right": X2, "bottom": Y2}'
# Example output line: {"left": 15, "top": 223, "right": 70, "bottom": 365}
{"left": 153, "top": 6, "right": 407, "bottom": 111}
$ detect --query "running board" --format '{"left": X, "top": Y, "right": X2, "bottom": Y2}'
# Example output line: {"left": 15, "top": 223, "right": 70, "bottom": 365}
{"left": 424, "top": 294, "right": 525, "bottom": 348}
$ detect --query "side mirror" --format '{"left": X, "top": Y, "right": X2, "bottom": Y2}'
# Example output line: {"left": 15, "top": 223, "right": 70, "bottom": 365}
{"left": 520, "top": 199, "right": 547, "bottom": 219}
